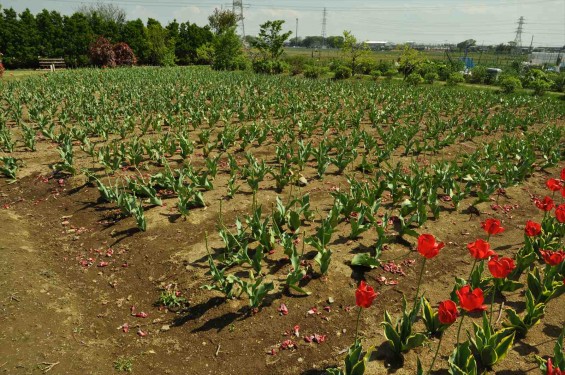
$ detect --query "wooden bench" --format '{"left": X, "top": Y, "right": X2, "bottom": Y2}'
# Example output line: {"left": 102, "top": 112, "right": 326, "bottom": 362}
{"left": 38, "top": 57, "right": 66, "bottom": 71}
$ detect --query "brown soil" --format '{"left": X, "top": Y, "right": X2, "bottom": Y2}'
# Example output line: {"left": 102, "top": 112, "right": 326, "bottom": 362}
{"left": 1, "top": 148, "right": 564, "bottom": 374}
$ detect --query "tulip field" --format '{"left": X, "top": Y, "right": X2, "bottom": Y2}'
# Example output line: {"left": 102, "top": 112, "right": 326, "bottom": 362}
{"left": 0, "top": 67, "right": 564, "bottom": 374}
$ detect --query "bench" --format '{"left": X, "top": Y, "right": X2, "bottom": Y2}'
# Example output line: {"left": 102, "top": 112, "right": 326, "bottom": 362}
{"left": 38, "top": 57, "right": 66, "bottom": 71}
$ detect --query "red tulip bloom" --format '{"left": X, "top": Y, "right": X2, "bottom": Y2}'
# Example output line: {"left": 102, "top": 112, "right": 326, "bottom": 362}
{"left": 438, "top": 300, "right": 458, "bottom": 325}
{"left": 481, "top": 218, "right": 505, "bottom": 236}
{"left": 524, "top": 220, "right": 542, "bottom": 237}
{"left": 467, "top": 239, "right": 495, "bottom": 260}
{"left": 546, "top": 178, "right": 562, "bottom": 192}
{"left": 488, "top": 255, "right": 516, "bottom": 279}
{"left": 355, "top": 280, "right": 378, "bottom": 308}
{"left": 417, "top": 234, "right": 445, "bottom": 259}
{"left": 540, "top": 249, "right": 565, "bottom": 267}
{"left": 547, "top": 358, "right": 564, "bottom": 375}
{"left": 561, "top": 168, "right": 565, "bottom": 181}
{"left": 536, "top": 196, "right": 555, "bottom": 212}
{"left": 556, "top": 204, "right": 565, "bottom": 223}
{"left": 456, "top": 285, "right": 487, "bottom": 312}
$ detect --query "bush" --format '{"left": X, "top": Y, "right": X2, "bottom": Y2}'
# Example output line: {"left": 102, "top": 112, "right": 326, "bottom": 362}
{"left": 548, "top": 72, "right": 565, "bottom": 92}
{"left": 252, "top": 59, "right": 288, "bottom": 74}
{"left": 384, "top": 68, "right": 397, "bottom": 79}
{"left": 89, "top": 36, "right": 116, "bottom": 68}
{"left": 113, "top": 43, "right": 137, "bottom": 66}
{"left": 498, "top": 76, "right": 522, "bottom": 93}
{"left": 446, "top": 72, "right": 465, "bottom": 86}
{"left": 370, "top": 70, "right": 382, "bottom": 79}
{"left": 424, "top": 72, "right": 438, "bottom": 84}
{"left": 375, "top": 60, "right": 393, "bottom": 73}
{"left": 0, "top": 62, "right": 4, "bottom": 78}
{"left": 355, "top": 57, "right": 378, "bottom": 75}
{"left": 233, "top": 55, "right": 250, "bottom": 71}
{"left": 304, "top": 65, "right": 325, "bottom": 79}
{"left": 405, "top": 73, "right": 424, "bottom": 85}
{"left": 467, "top": 66, "right": 488, "bottom": 84}
{"left": 333, "top": 65, "right": 352, "bottom": 80}
{"left": 283, "top": 55, "right": 309, "bottom": 76}
{"left": 530, "top": 78, "right": 551, "bottom": 96}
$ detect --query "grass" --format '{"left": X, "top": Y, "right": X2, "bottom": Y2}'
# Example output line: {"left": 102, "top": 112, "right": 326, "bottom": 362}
{"left": 1, "top": 70, "right": 47, "bottom": 82}
{"left": 284, "top": 47, "right": 525, "bottom": 68}
{"left": 113, "top": 356, "right": 133, "bottom": 372}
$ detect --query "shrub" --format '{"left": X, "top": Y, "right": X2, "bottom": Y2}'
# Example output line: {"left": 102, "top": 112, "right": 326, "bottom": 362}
{"left": 113, "top": 43, "right": 137, "bottom": 66}
{"left": 424, "top": 72, "right": 439, "bottom": 84}
{"left": 446, "top": 72, "right": 465, "bottom": 86}
{"left": 283, "top": 55, "right": 308, "bottom": 76}
{"left": 233, "top": 55, "right": 250, "bottom": 71}
{"left": 252, "top": 59, "right": 288, "bottom": 74}
{"left": 333, "top": 65, "right": 352, "bottom": 80}
{"left": 89, "top": 36, "right": 116, "bottom": 68}
{"left": 0, "top": 62, "right": 4, "bottom": 78}
{"left": 498, "top": 76, "right": 522, "bottom": 93}
{"left": 304, "top": 65, "right": 324, "bottom": 79}
{"left": 384, "top": 68, "right": 397, "bottom": 79}
{"left": 375, "top": 60, "right": 393, "bottom": 73}
{"left": 406, "top": 73, "right": 424, "bottom": 85}
{"left": 466, "top": 66, "right": 489, "bottom": 84}
{"left": 548, "top": 72, "right": 565, "bottom": 92}
{"left": 530, "top": 78, "right": 551, "bottom": 96}
{"left": 355, "top": 57, "right": 378, "bottom": 75}
{"left": 370, "top": 70, "right": 382, "bottom": 79}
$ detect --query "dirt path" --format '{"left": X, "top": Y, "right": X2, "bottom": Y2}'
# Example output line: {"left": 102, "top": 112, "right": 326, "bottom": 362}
{"left": 0, "top": 209, "right": 110, "bottom": 374}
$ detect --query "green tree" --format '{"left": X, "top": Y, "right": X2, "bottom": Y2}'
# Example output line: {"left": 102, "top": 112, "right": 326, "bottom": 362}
{"left": 341, "top": 30, "right": 370, "bottom": 76}
{"left": 146, "top": 18, "right": 175, "bottom": 66}
{"left": 398, "top": 44, "right": 423, "bottom": 79}
{"left": 175, "top": 21, "right": 213, "bottom": 65}
{"left": 457, "top": 39, "right": 476, "bottom": 52}
{"left": 121, "top": 19, "right": 149, "bottom": 64}
{"left": 252, "top": 20, "right": 292, "bottom": 60}
{"left": 207, "top": 9, "right": 243, "bottom": 71}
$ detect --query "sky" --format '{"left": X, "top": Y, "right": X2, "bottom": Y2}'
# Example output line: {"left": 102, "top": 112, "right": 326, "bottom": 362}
{"left": 3, "top": 0, "right": 565, "bottom": 47}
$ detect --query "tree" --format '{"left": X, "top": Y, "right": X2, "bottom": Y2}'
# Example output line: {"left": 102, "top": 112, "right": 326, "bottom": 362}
{"left": 457, "top": 39, "right": 476, "bottom": 52}
{"left": 208, "top": 8, "right": 239, "bottom": 35}
{"left": 121, "top": 19, "right": 149, "bottom": 64}
{"left": 251, "top": 20, "right": 292, "bottom": 60}
{"left": 146, "top": 18, "right": 175, "bottom": 66}
{"left": 77, "top": 2, "right": 126, "bottom": 24}
{"left": 113, "top": 42, "right": 136, "bottom": 66}
{"left": 207, "top": 9, "right": 243, "bottom": 71}
{"left": 398, "top": 44, "right": 423, "bottom": 79}
{"left": 341, "top": 30, "right": 370, "bottom": 76}
{"left": 89, "top": 36, "right": 115, "bottom": 67}
{"left": 174, "top": 21, "right": 213, "bottom": 65}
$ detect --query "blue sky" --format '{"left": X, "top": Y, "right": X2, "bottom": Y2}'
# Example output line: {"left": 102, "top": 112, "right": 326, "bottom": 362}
{"left": 3, "top": 0, "right": 564, "bottom": 46}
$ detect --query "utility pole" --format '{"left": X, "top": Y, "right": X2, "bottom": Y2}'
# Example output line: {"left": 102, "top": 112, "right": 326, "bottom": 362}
{"left": 513, "top": 16, "right": 525, "bottom": 54}
{"left": 295, "top": 18, "right": 299, "bottom": 46}
{"left": 233, "top": 0, "right": 245, "bottom": 39}
{"left": 321, "top": 7, "right": 327, "bottom": 49}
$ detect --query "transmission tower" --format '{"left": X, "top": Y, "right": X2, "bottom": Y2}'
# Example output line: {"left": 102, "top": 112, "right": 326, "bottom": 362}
{"left": 321, "top": 7, "right": 327, "bottom": 48}
{"left": 233, "top": 0, "right": 246, "bottom": 39}
{"left": 513, "top": 16, "right": 525, "bottom": 53}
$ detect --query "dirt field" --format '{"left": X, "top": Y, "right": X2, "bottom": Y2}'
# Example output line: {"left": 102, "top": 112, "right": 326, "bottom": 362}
{"left": 0, "top": 67, "right": 564, "bottom": 374}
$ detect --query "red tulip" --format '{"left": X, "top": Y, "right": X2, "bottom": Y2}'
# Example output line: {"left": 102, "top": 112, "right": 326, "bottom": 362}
{"left": 556, "top": 204, "right": 565, "bottom": 223}
{"left": 546, "top": 178, "right": 562, "bottom": 192}
{"left": 438, "top": 300, "right": 458, "bottom": 325}
{"left": 547, "top": 358, "right": 565, "bottom": 375}
{"left": 540, "top": 249, "right": 565, "bottom": 267}
{"left": 355, "top": 280, "right": 378, "bottom": 308}
{"left": 536, "top": 196, "right": 555, "bottom": 212}
{"left": 488, "top": 255, "right": 516, "bottom": 279}
{"left": 467, "top": 239, "right": 495, "bottom": 260}
{"left": 481, "top": 218, "right": 505, "bottom": 235}
{"left": 524, "top": 220, "right": 542, "bottom": 237}
{"left": 417, "top": 234, "right": 445, "bottom": 259}
{"left": 456, "top": 285, "right": 487, "bottom": 312}
{"left": 561, "top": 168, "right": 565, "bottom": 181}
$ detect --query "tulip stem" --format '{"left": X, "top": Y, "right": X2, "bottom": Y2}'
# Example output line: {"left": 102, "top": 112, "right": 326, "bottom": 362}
{"left": 467, "top": 258, "right": 478, "bottom": 284}
{"left": 354, "top": 307, "right": 362, "bottom": 342}
{"left": 455, "top": 313, "right": 465, "bottom": 363}
{"left": 489, "top": 282, "right": 497, "bottom": 326}
{"left": 426, "top": 333, "right": 445, "bottom": 375}
{"left": 414, "top": 258, "right": 426, "bottom": 310}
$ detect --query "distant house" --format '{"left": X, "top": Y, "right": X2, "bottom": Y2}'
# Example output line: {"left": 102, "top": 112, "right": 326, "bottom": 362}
{"left": 365, "top": 41, "right": 393, "bottom": 50}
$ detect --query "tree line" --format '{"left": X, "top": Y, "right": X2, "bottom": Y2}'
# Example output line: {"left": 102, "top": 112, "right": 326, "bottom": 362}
{"left": 0, "top": 6, "right": 213, "bottom": 68}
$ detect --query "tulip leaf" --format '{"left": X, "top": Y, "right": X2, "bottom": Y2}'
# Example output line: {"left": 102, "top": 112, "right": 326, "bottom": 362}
{"left": 351, "top": 253, "right": 381, "bottom": 269}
